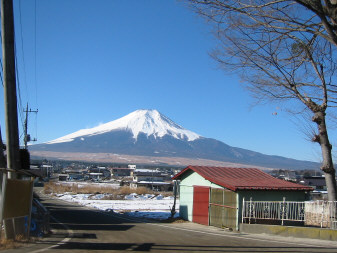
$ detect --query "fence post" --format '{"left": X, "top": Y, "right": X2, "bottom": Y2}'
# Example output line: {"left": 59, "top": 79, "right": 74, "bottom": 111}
{"left": 321, "top": 201, "right": 325, "bottom": 228}
{"left": 249, "top": 197, "right": 252, "bottom": 224}
{"left": 281, "top": 197, "right": 286, "bottom": 226}
{"left": 333, "top": 201, "right": 337, "bottom": 229}
{"left": 242, "top": 197, "right": 245, "bottom": 224}
{"left": 222, "top": 189, "right": 224, "bottom": 227}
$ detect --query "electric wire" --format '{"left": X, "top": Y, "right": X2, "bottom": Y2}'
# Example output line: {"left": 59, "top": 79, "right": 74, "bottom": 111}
{"left": 11, "top": 2, "right": 26, "bottom": 145}
{"left": 33, "top": 0, "right": 38, "bottom": 142}
{"left": 0, "top": 1, "right": 38, "bottom": 145}
{"left": 0, "top": 59, "right": 3, "bottom": 87}
{"left": 16, "top": 0, "right": 28, "bottom": 145}
{"left": 14, "top": 43, "right": 26, "bottom": 144}
{"left": 0, "top": 17, "right": 4, "bottom": 145}
{"left": 0, "top": 30, "right": 3, "bottom": 87}
{"left": 18, "top": 0, "right": 28, "bottom": 101}
{"left": 0, "top": 4, "right": 25, "bottom": 144}
{"left": 34, "top": 0, "right": 38, "bottom": 108}
{"left": 16, "top": 0, "right": 39, "bottom": 145}
{"left": 0, "top": 8, "right": 3, "bottom": 87}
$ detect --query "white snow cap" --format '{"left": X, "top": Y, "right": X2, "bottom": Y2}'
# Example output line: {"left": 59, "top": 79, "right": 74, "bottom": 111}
{"left": 46, "top": 109, "right": 201, "bottom": 144}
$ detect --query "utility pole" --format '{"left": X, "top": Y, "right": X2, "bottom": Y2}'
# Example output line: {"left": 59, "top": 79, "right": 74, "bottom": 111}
{"left": 24, "top": 104, "right": 38, "bottom": 149}
{"left": 1, "top": 0, "right": 22, "bottom": 240}
{"left": 0, "top": 127, "right": 7, "bottom": 199}
{"left": 1, "top": 0, "right": 21, "bottom": 176}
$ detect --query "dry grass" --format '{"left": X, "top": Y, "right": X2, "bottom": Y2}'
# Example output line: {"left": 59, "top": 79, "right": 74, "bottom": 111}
{"left": 43, "top": 183, "right": 169, "bottom": 198}
{"left": 0, "top": 234, "right": 39, "bottom": 250}
{"left": 118, "top": 186, "right": 151, "bottom": 195}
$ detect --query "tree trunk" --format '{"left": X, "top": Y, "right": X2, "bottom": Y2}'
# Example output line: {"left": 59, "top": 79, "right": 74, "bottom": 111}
{"left": 313, "top": 111, "right": 337, "bottom": 201}
{"left": 170, "top": 180, "right": 178, "bottom": 219}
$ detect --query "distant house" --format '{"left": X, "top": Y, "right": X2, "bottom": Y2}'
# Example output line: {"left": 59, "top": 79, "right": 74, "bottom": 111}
{"left": 173, "top": 168, "right": 182, "bottom": 176}
{"left": 301, "top": 176, "right": 327, "bottom": 191}
{"left": 300, "top": 176, "right": 329, "bottom": 200}
{"left": 41, "top": 165, "right": 53, "bottom": 178}
{"left": 58, "top": 174, "right": 69, "bottom": 181}
{"left": 89, "top": 167, "right": 111, "bottom": 179}
{"left": 128, "top": 164, "right": 137, "bottom": 170}
{"left": 110, "top": 167, "right": 134, "bottom": 177}
{"left": 131, "top": 169, "right": 172, "bottom": 191}
{"left": 173, "top": 166, "right": 312, "bottom": 230}
{"left": 89, "top": 172, "right": 103, "bottom": 181}
{"left": 69, "top": 173, "right": 84, "bottom": 181}
{"left": 63, "top": 169, "right": 86, "bottom": 181}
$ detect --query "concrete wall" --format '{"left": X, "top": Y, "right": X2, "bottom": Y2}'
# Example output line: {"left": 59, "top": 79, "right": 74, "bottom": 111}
{"left": 178, "top": 170, "right": 222, "bottom": 221}
{"left": 240, "top": 223, "right": 337, "bottom": 241}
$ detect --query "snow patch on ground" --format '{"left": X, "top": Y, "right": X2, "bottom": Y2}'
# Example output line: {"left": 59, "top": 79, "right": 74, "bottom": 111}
{"left": 55, "top": 192, "right": 179, "bottom": 220}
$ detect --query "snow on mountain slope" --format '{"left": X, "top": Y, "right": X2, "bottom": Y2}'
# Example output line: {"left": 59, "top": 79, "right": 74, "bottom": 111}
{"left": 46, "top": 109, "right": 201, "bottom": 144}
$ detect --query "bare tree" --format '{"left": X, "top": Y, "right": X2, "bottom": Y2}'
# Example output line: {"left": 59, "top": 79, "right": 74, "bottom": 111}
{"left": 187, "top": 0, "right": 337, "bottom": 200}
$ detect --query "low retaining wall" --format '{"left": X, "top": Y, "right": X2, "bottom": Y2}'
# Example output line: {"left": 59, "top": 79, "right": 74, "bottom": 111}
{"left": 240, "top": 223, "right": 337, "bottom": 241}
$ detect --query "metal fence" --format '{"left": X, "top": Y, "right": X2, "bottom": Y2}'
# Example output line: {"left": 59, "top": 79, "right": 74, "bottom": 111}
{"left": 242, "top": 198, "right": 337, "bottom": 229}
{"left": 31, "top": 198, "right": 50, "bottom": 236}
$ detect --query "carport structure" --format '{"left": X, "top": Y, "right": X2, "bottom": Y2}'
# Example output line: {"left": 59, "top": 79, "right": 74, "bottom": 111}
{"left": 173, "top": 166, "right": 312, "bottom": 230}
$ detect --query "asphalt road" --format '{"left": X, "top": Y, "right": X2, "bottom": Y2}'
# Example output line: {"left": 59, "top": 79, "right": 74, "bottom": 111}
{"left": 4, "top": 194, "right": 337, "bottom": 253}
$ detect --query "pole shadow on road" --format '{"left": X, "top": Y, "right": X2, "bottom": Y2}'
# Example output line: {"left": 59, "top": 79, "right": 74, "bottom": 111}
{"left": 33, "top": 197, "right": 337, "bottom": 252}
{"left": 46, "top": 242, "right": 337, "bottom": 252}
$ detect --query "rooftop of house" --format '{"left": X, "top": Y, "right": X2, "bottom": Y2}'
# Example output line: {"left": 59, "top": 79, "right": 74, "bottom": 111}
{"left": 134, "top": 169, "right": 159, "bottom": 173}
{"left": 173, "top": 165, "right": 313, "bottom": 192}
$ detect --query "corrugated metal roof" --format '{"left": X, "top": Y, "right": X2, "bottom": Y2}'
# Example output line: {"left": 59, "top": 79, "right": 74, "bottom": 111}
{"left": 173, "top": 166, "right": 313, "bottom": 191}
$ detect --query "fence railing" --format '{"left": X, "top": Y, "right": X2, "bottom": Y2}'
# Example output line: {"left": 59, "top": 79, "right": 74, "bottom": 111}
{"left": 242, "top": 198, "right": 337, "bottom": 229}
{"left": 32, "top": 198, "right": 50, "bottom": 236}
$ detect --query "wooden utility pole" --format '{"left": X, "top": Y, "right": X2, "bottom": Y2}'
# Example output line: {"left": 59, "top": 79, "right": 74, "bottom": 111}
{"left": 24, "top": 104, "right": 38, "bottom": 149}
{"left": 1, "top": 0, "right": 21, "bottom": 176}
{"left": 0, "top": 128, "right": 6, "bottom": 169}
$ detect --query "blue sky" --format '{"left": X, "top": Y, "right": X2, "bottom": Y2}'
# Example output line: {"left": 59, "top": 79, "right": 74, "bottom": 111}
{"left": 0, "top": 0, "right": 331, "bottom": 162}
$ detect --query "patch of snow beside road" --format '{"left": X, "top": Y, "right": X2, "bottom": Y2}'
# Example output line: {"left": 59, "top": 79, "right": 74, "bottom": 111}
{"left": 55, "top": 193, "right": 179, "bottom": 220}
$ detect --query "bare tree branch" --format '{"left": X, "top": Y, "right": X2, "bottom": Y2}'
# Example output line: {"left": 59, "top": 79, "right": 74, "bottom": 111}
{"left": 187, "top": 0, "right": 337, "bottom": 200}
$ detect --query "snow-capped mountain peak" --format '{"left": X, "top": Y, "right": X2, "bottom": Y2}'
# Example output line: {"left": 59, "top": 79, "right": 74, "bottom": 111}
{"left": 46, "top": 109, "right": 201, "bottom": 144}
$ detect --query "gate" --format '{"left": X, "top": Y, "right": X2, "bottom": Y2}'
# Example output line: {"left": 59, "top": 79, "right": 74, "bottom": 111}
{"left": 192, "top": 186, "right": 210, "bottom": 226}
{"left": 209, "top": 188, "right": 237, "bottom": 229}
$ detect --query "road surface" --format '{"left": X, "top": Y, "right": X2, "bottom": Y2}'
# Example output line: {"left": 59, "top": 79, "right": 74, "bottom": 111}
{"left": 4, "top": 194, "right": 337, "bottom": 253}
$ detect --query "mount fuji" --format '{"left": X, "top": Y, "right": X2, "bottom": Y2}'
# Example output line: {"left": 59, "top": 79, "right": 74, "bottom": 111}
{"left": 30, "top": 109, "right": 318, "bottom": 169}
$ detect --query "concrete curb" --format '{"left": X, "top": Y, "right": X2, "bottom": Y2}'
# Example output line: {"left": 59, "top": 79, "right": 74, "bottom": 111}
{"left": 240, "top": 223, "right": 337, "bottom": 241}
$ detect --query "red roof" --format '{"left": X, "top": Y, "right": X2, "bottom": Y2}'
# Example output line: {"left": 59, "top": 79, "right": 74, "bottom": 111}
{"left": 172, "top": 166, "right": 313, "bottom": 191}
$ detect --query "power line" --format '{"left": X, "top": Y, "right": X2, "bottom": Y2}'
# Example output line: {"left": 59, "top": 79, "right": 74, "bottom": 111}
{"left": 23, "top": 104, "right": 38, "bottom": 148}
{"left": 15, "top": 0, "right": 40, "bottom": 145}
{"left": 14, "top": 0, "right": 27, "bottom": 144}
{"left": 18, "top": 0, "right": 28, "bottom": 100}
{"left": 15, "top": 46, "right": 26, "bottom": 141}
{"left": 0, "top": 59, "right": 3, "bottom": 86}
{"left": 0, "top": 30, "right": 3, "bottom": 87}
{"left": 34, "top": 0, "right": 38, "bottom": 107}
